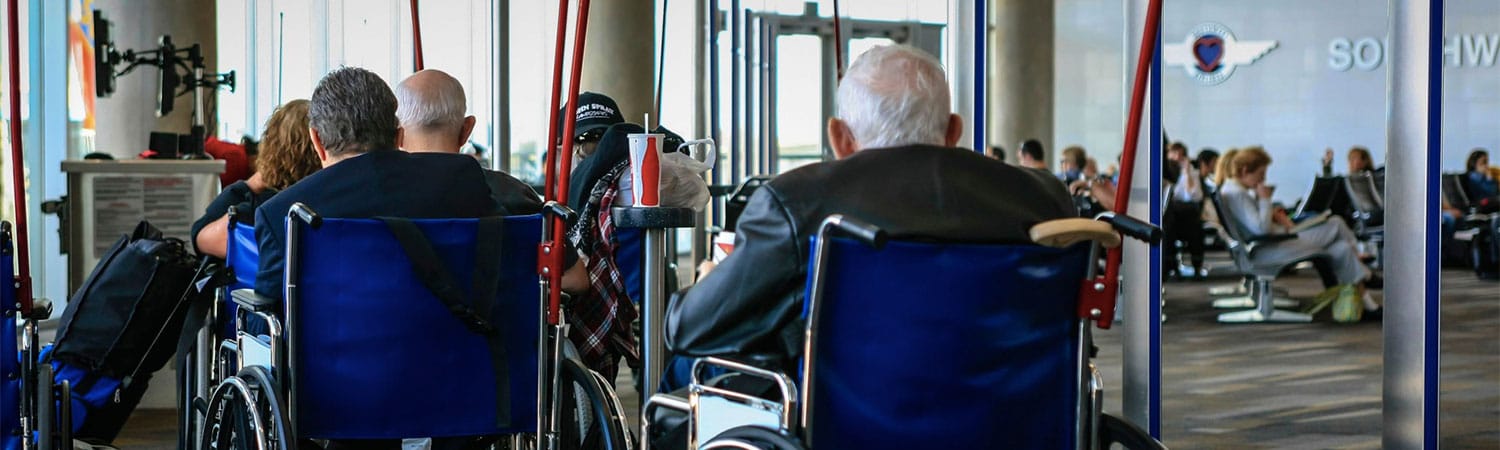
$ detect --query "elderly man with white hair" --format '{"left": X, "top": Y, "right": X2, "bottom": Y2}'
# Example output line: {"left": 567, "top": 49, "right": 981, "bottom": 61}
{"left": 665, "top": 44, "right": 1077, "bottom": 362}
{"left": 396, "top": 69, "right": 542, "bottom": 215}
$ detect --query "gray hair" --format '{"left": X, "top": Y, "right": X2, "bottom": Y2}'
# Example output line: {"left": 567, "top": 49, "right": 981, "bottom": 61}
{"left": 309, "top": 66, "right": 399, "bottom": 156}
{"left": 395, "top": 69, "right": 468, "bottom": 132}
{"left": 835, "top": 45, "right": 951, "bottom": 149}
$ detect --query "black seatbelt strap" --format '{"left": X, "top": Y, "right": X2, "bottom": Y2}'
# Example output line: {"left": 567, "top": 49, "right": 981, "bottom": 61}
{"left": 379, "top": 217, "right": 512, "bottom": 427}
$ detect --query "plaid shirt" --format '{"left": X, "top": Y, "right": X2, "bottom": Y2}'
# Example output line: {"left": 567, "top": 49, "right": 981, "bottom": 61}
{"left": 565, "top": 162, "right": 641, "bottom": 380}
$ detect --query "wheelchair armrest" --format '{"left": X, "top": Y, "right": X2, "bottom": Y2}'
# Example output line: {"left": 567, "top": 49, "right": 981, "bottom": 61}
{"left": 693, "top": 357, "right": 798, "bottom": 418}
{"left": 612, "top": 206, "right": 697, "bottom": 229}
{"left": 230, "top": 288, "right": 279, "bottom": 313}
{"left": 1030, "top": 218, "right": 1121, "bottom": 249}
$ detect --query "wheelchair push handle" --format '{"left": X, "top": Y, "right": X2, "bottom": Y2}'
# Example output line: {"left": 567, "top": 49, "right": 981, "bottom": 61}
{"left": 1095, "top": 212, "right": 1162, "bottom": 244}
{"left": 289, "top": 203, "right": 322, "bottom": 228}
{"left": 821, "top": 214, "right": 887, "bottom": 249}
{"left": 541, "top": 201, "right": 579, "bottom": 225}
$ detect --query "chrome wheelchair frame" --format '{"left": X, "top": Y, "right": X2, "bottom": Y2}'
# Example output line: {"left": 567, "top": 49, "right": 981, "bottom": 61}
{"left": 646, "top": 214, "right": 1167, "bottom": 450}
{"left": 195, "top": 203, "right": 632, "bottom": 450}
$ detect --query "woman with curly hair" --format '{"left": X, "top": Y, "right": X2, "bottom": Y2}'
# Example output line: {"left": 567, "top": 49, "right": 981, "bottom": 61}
{"left": 191, "top": 99, "right": 321, "bottom": 257}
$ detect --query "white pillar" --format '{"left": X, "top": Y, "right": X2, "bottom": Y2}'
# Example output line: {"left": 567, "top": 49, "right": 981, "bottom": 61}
{"left": 1120, "top": 0, "right": 1160, "bottom": 436}
{"left": 989, "top": 0, "right": 1053, "bottom": 159}
{"left": 1383, "top": 0, "right": 1441, "bottom": 448}
{"left": 581, "top": 0, "right": 655, "bottom": 125}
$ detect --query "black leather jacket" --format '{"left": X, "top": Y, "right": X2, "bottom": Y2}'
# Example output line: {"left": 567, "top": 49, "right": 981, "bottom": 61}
{"left": 665, "top": 144, "right": 1076, "bottom": 360}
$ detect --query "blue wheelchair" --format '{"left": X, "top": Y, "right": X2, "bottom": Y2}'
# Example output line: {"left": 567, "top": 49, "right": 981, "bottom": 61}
{"left": 197, "top": 203, "right": 631, "bottom": 449}
{"left": 179, "top": 218, "right": 257, "bottom": 449}
{"left": 645, "top": 214, "right": 1167, "bottom": 449}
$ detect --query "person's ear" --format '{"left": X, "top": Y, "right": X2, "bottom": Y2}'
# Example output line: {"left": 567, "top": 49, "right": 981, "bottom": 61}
{"left": 943, "top": 114, "right": 963, "bottom": 148}
{"left": 459, "top": 116, "right": 477, "bottom": 146}
{"left": 310, "top": 128, "right": 331, "bottom": 165}
{"left": 395, "top": 127, "right": 406, "bottom": 150}
{"left": 827, "top": 118, "right": 858, "bottom": 159}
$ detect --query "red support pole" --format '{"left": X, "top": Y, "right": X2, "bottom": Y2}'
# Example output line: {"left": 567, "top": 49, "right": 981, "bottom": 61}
{"left": 1080, "top": 0, "right": 1160, "bottom": 328}
{"left": 409, "top": 0, "right": 424, "bottom": 71}
{"left": 539, "top": 0, "right": 592, "bottom": 325}
{"left": 7, "top": 0, "right": 32, "bottom": 315}
{"left": 542, "top": 0, "right": 571, "bottom": 203}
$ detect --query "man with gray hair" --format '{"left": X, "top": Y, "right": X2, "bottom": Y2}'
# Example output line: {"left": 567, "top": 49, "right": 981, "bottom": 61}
{"left": 396, "top": 69, "right": 542, "bottom": 216}
{"left": 665, "top": 45, "right": 1075, "bottom": 361}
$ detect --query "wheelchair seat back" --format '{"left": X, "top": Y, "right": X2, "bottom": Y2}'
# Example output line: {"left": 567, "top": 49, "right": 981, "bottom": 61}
{"left": 288, "top": 215, "right": 541, "bottom": 439}
{"left": 803, "top": 237, "right": 1090, "bottom": 449}
{"left": 227, "top": 222, "right": 258, "bottom": 291}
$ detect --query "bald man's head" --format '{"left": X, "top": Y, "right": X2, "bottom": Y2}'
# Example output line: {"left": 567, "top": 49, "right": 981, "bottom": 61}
{"left": 395, "top": 69, "right": 475, "bottom": 153}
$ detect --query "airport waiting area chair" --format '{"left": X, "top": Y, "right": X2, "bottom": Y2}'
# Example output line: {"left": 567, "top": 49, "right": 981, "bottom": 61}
{"left": 1206, "top": 194, "right": 1326, "bottom": 323}
{"left": 646, "top": 214, "right": 1165, "bottom": 449}
{"left": 1343, "top": 173, "right": 1384, "bottom": 269}
{"left": 199, "top": 204, "right": 631, "bottom": 449}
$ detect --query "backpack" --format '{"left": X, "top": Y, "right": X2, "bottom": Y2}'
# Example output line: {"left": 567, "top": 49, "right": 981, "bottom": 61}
{"left": 46, "top": 221, "right": 224, "bottom": 441}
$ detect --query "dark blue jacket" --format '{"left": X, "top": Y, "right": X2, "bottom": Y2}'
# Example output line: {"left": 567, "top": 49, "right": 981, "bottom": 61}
{"left": 254, "top": 149, "right": 500, "bottom": 298}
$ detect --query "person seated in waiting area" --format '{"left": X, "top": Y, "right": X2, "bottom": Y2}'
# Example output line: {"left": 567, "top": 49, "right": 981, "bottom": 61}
{"left": 1321, "top": 146, "right": 1379, "bottom": 177}
{"left": 256, "top": 66, "right": 590, "bottom": 450}
{"left": 1057, "top": 145, "right": 1087, "bottom": 185}
{"left": 1162, "top": 141, "right": 1206, "bottom": 279}
{"left": 395, "top": 69, "right": 542, "bottom": 215}
{"left": 191, "top": 99, "right": 321, "bottom": 258}
{"left": 1464, "top": 148, "right": 1498, "bottom": 213}
{"left": 1219, "top": 147, "right": 1382, "bottom": 316}
{"left": 1016, "top": 138, "right": 1048, "bottom": 170}
{"left": 1197, "top": 149, "right": 1220, "bottom": 195}
{"left": 665, "top": 44, "right": 1076, "bottom": 364}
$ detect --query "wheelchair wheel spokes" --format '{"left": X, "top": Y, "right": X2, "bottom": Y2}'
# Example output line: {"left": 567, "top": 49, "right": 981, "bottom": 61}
{"left": 555, "top": 358, "right": 631, "bottom": 450}
{"left": 200, "top": 367, "right": 291, "bottom": 450}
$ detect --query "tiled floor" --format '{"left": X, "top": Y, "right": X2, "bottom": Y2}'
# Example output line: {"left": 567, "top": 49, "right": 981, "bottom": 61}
{"left": 111, "top": 265, "right": 1498, "bottom": 449}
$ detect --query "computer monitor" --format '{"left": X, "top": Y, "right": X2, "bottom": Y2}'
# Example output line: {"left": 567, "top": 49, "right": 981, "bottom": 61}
{"left": 93, "top": 10, "right": 117, "bottom": 98}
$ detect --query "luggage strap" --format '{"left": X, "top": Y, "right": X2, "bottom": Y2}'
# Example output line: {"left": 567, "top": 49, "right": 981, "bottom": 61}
{"left": 379, "top": 217, "right": 511, "bottom": 428}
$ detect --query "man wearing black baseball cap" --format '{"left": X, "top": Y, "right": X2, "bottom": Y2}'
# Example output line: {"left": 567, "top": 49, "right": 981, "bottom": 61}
{"left": 557, "top": 91, "right": 625, "bottom": 161}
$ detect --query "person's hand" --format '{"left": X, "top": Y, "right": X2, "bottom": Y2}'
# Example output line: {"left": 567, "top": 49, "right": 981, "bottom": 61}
{"left": 1255, "top": 184, "right": 1274, "bottom": 199}
{"left": 695, "top": 260, "right": 718, "bottom": 281}
{"left": 1068, "top": 179, "right": 1090, "bottom": 196}
{"left": 1322, "top": 148, "right": 1334, "bottom": 166}
{"left": 1273, "top": 208, "right": 1295, "bottom": 229}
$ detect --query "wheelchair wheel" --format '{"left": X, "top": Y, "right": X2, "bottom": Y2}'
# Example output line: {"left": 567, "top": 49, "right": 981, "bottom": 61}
{"left": 1097, "top": 413, "right": 1167, "bottom": 450}
{"left": 200, "top": 366, "right": 291, "bottom": 450}
{"left": 556, "top": 358, "right": 631, "bottom": 450}
{"left": 701, "top": 425, "right": 804, "bottom": 450}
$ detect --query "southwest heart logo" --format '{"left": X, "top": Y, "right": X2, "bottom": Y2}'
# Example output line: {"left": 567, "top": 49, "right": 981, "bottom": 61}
{"left": 1193, "top": 36, "right": 1224, "bottom": 72}
{"left": 1164, "top": 23, "right": 1277, "bottom": 86}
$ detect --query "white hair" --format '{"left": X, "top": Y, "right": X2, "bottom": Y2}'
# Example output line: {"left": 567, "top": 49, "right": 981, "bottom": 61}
{"left": 835, "top": 45, "right": 951, "bottom": 149}
{"left": 395, "top": 69, "right": 468, "bottom": 131}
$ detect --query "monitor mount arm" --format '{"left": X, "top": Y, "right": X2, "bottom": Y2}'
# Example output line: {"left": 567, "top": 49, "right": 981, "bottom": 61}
{"left": 100, "top": 35, "right": 236, "bottom": 156}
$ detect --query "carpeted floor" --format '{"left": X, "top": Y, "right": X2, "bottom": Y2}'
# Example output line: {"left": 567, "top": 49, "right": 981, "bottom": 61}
{"left": 112, "top": 263, "right": 1498, "bottom": 449}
